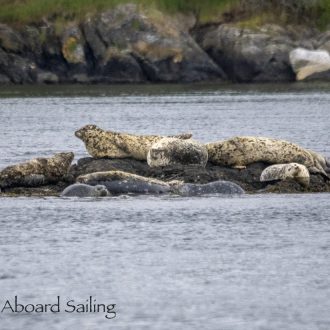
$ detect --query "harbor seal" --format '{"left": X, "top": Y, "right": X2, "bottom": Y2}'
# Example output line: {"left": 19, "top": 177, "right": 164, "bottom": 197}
{"left": 206, "top": 136, "right": 329, "bottom": 178}
{"left": 75, "top": 125, "right": 192, "bottom": 160}
{"left": 147, "top": 137, "right": 208, "bottom": 168}
{"left": 76, "top": 170, "right": 181, "bottom": 195}
{"left": 77, "top": 170, "right": 244, "bottom": 196}
{"left": 0, "top": 152, "right": 74, "bottom": 188}
{"left": 61, "top": 183, "right": 109, "bottom": 197}
{"left": 174, "top": 180, "right": 245, "bottom": 196}
{"left": 260, "top": 163, "right": 310, "bottom": 187}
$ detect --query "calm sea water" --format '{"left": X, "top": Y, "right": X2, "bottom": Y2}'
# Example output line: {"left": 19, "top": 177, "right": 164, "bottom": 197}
{"left": 0, "top": 83, "right": 330, "bottom": 330}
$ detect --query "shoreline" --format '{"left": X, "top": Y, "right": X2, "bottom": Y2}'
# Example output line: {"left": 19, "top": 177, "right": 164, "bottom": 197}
{"left": 1, "top": 4, "right": 330, "bottom": 86}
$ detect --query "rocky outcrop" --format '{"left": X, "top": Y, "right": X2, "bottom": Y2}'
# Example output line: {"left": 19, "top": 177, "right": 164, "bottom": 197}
{"left": 82, "top": 4, "right": 225, "bottom": 83}
{"left": 0, "top": 4, "right": 224, "bottom": 84}
{"left": 1, "top": 4, "right": 330, "bottom": 84}
{"left": 195, "top": 24, "right": 308, "bottom": 82}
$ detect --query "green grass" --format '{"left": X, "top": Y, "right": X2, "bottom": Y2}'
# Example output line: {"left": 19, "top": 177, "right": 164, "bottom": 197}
{"left": 0, "top": 0, "right": 329, "bottom": 29}
{"left": 0, "top": 0, "right": 236, "bottom": 25}
{"left": 239, "top": 0, "right": 330, "bottom": 29}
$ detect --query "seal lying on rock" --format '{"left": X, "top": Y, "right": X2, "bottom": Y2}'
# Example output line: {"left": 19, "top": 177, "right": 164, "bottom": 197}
{"left": 77, "top": 170, "right": 244, "bottom": 196}
{"left": 174, "top": 180, "right": 245, "bottom": 196}
{"left": 75, "top": 125, "right": 192, "bottom": 160}
{"left": 77, "top": 170, "right": 180, "bottom": 195}
{"left": 61, "top": 183, "right": 109, "bottom": 197}
{"left": 0, "top": 152, "right": 74, "bottom": 188}
{"left": 207, "top": 136, "right": 329, "bottom": 178}
{"left": 260, "top": 163, "right": 310, "bottom": 187}
{"left": 147, "top": 137, "right": 208, "bottom": 168}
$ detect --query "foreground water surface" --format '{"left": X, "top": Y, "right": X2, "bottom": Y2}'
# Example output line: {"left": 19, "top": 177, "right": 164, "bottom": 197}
{"left": 0, "top": 83, "right": 329, "bottom": 329}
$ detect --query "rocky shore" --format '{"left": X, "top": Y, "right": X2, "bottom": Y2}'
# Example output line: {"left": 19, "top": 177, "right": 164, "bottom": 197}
{"left": 1, "top": 4, "right": 330, "bottom": 84}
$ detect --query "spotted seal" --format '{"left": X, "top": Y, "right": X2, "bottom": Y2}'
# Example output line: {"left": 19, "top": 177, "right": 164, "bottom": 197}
{"left": 207, "top": 136, "right": 329, "bottom": 178}
{"left": 0, "top": 152, "right": 74, "bottom": 188}
{"left": 75, "top": 125, "right": 192, "bottom": 160}
{"left": 147, "top": 137, "right": 208, "bottom": 168}
{"left": 174, "top": 180, "right": 245, "bottom": 196}
{"left": 76, "top": 170, "right": 181, "bottom": 195}
{"left": 61, "top": 183, "right": 109, "bottom": 197}
{"left": 260, "top": 163, "right": 310, "bottom": 187}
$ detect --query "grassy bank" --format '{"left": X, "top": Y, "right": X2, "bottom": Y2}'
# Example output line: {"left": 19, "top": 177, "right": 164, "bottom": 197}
{"left": 0, "top": 0, "right": 329, "bottom": 29}
{"left": 0, "top": 0, "right": 236, "bottom": 24}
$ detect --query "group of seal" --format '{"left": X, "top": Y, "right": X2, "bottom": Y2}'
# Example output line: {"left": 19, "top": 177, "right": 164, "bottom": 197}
{"left": 61, "top": 170, "right": 245, "bottom": 197}
{"left": 75, "top": 125, "right": 192, "bottom": 160}
{"left": 1, "top": 124, "right": 329, "bottom": 197}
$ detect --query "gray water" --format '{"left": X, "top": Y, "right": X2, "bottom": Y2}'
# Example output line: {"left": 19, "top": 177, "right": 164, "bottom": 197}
{"left": 0, "top": 84, "right": 330, "bottom": 330}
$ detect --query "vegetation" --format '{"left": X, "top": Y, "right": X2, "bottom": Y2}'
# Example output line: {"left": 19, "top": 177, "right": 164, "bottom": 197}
{"left": 0, "top": 0, "right": 235, "bottom": 24}
{"left": 0, "top": 0, "right": 329, "bottom": 29}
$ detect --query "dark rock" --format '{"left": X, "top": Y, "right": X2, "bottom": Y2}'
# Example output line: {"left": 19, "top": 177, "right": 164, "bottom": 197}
{"left": 40, "top": 26, "right": 68, "bottom": 78}
{"left": 94, "top": 49, "right": 145, "bottom": 83}
{"left": 1, "top": 182, "right": 68, "bottom": 197}
{"left": 61, "top": 24, "right": 88, "bottom": 76}
{"left": 303, "top": 69, "right": 330, "bottom": 81}
{"left": 21, "top": 26, "right": 43, "bottom": 60}
{"left": 0, "top": 48, "right": 38, "bottom": 83}
{"left": 92, "top": 4, "right": 225, "bottom": 82}
{"left": 36, "top": 71, "right": 59, "bottom": 84}
{"left": 0, "top": 24, "right": 24, "bottom": 53}
{"left": 0, "top": 73, "right": 10, "bottom": 84}
{"left": 196, "top": 24, "right": 296, "bottom": 82}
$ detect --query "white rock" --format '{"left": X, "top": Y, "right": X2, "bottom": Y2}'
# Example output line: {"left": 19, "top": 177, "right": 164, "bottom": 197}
{"left": 289, "top": 48, "right": 330, "bottom": 80}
